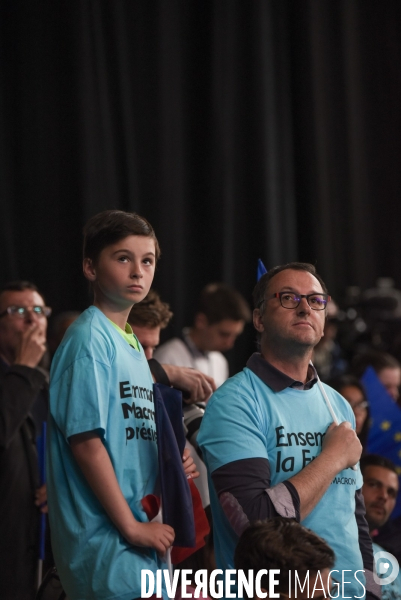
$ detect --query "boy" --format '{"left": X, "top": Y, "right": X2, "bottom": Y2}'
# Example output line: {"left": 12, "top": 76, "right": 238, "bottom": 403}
{"left": 47, "top": 210, "right": 177, "bottom": 600}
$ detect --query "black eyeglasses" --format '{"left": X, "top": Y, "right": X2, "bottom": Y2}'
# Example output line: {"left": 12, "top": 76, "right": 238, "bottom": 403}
{"left": 272, "top": 292, "right": 331, "bottom": 311}
{"left": 0, "top": 305, "right": 52, "bottom": 319}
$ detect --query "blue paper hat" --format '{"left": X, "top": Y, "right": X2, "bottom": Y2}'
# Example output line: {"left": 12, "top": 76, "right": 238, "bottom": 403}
{"left": 257, "top": 259, "right": 268, "bottom": 281}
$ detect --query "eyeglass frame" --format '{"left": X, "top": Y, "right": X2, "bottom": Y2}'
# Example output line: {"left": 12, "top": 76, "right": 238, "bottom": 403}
{"left": 258, "top": 292, "right": 331, "bottom": 311}
{"left": 0, "top": 305, "right": 52, "bottom": 319}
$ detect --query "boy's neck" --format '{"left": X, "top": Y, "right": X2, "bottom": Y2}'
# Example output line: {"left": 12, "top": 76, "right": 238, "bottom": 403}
{"left": 93, "top": 299, "right": 131, "bottom": 330}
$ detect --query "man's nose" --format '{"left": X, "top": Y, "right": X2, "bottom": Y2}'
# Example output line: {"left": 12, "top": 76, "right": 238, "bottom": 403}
{"left": 24, "top": 309, "right": 40, "bottom": 323}
{"left": 296, "top": 297, "right": 311, "bottom": 314}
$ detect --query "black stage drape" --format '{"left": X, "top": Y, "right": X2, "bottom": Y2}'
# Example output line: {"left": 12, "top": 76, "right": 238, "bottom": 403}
{"left": 1, "top": 1, "right": 401, "bottom": 372}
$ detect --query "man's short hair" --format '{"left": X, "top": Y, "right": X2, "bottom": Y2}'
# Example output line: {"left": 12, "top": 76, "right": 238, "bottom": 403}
{"left": 252, "top": 262, "right": 328, "bottom": 309}
{"left": 128, "top": 289, "right": 173, "bottom": 329}
{"left": 83, "top": 210, "right": 161, "bottom": 263}
{"left": 196, "top": 283, "right": 251, "bottom": 324}
{"left": 234, "top": 518, "right": 335, "bottom": 596}
{"left": 360, "top": 453, "right": 398, "bottom": 477}
{"left": 0, "top": 280, "right": 45, "bottom": 303}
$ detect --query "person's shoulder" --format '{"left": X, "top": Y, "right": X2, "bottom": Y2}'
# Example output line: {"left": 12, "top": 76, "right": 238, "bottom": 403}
{"left": 206, "top": 368, "right": 255, "bottom": 406}
{"left": 51, "top": 307, "right": 116, "bottom": 375}
{"left": 154, "top": 337, "right": 188, "bottom": 360}
{"left": 209, "top": 350, "right": 228, "bottom": 367}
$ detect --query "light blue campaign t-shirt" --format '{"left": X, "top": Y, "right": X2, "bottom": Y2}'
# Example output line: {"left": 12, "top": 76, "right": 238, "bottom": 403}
{"left": 47, "top": 306, "right": 164, "bottom": 600}
{"left": 198, "top": 367, "right": 366, "bottom": 599}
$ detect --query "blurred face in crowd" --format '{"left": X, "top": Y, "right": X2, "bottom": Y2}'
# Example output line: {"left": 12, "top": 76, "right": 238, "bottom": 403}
{"left": 0, "top": 289, "right": 48, "bottom": 364}
{"left": 377, "top": 367, "right": 401, "bottom": 401}
{"left": 340, "top": 385, "right": 368, "bottom": 435}
{"left": 193, "top": 314, "right": 245, "bottom": 353}
{"left": 362, "top": 465, "right": 399, "bottom": 530}
{"left": 132, "top": 324, "right": 161, "bottom": 360}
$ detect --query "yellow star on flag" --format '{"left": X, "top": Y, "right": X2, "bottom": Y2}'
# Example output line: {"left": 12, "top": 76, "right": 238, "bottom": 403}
{"left": 380, "top": 421, "right": 392, "bottom": 431}
{"left": 396, "top": 466, "right": 401, "bottom": 476}
{"left": 394, "top": 432, "right": 401, "bottom": 442}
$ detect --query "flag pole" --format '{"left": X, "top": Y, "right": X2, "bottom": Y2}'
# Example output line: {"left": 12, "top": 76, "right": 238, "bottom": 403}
{"left": 311, "top": 362, "right": 357, "bottom": 471}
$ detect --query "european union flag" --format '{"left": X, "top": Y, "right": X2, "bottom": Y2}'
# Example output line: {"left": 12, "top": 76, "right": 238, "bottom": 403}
{"left": 362, "top": 366, "right": 401, "bottom": 518}
{"left": 257, "top": 258, "right": 267, "bottom": 281}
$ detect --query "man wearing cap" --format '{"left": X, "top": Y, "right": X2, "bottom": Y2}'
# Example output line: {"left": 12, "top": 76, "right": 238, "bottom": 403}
{"left": 198, "top": 262, "right": 378, "bottom": 600}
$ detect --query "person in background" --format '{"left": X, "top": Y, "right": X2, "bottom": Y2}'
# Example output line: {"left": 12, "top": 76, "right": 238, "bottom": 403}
{"left": 48, "top": 310, "right": 80, "bottom": 356}
{"left": 330, "top": 374, "right": 370, "bottom": 450}
{"left": 353, "top": 351, "right": 401, "bottom": 404}
{"left": 234, "top": 517, "right": 336, "bottom": 599}
{"left": 154, "top": 282, "right": 251, "bottom": 387}
{"left": 128, "top": 289, "right": 216, "bottom": 404}
{"left": 0, "top": 280, "right": 51, "bottom": 600}
{"left": 361, "top": 454, "right": 401, "bottom": 599}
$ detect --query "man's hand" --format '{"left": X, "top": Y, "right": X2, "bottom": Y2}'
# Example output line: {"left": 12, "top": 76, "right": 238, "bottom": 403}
{"left": 14, "top": 323, "right": 47, "bottom": 368}
{"left": 182, "top": 447, "right": 200, "bottom": 479}
{"left": 321, "top": 421, "right": 362, "bottom": 472}
{"left": 125, "top": 521, "right": 175, "bottom": 556}
{"left": 161, "top": 364, "right": 216, "bottom": 404}
{"left": 35, "top": 483, "right": 48, "bottom": 514}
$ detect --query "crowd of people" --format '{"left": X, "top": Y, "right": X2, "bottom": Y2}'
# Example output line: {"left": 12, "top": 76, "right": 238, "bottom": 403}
{"left": 1, "top": 209, "right": 401, "bottom": 600}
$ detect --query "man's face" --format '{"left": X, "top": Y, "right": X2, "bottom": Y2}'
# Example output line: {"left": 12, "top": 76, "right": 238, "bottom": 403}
{"left": 131, "top": 324, "right": 160, "bottom": 360}
{"left": 0, "top": 289, "right": 48, "bottom": 363}
{"left": 195, "top": 315, "right": 245, "bottom": 352}
{"left": 254, "top": 269, "right": 326, "bottom": 353}
{"left": 362, "top": 465, "right": 399, "bottom": 530}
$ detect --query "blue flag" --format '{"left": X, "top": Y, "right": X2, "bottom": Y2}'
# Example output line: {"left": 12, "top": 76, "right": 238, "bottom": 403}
{"left": 257, "top": 259, "right": 267, "bottom": 281}
{"left": 153, "top": 383, "right": 196, "bottom": 548}
{"left": 362, "top": 366, "right": 401, "bottom": 518}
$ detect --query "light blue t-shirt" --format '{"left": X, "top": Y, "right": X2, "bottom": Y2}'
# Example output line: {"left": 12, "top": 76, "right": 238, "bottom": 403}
{"left": 47, "top": 306, "right": 163, "bottom": 600}
{"left": 198, "top": 367, "right": 365, "bottom": 599}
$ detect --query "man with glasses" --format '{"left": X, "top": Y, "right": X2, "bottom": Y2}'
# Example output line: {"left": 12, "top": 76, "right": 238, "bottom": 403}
{"left": 0, "top": 281, "right": 51, "bottom": 600}
{"left": 198, "top": 263, "right": 378, "bottom": 599}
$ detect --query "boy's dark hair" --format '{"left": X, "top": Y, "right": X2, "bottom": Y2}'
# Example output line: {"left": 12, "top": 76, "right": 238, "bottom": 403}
{"left": 0, "top": 280, "right": 45, "bottom": 303}
{"left": 196, "top": 283, "right": 251, "bottom": 324}
{"left": 252, "top": 262, "right": 328, "bottom": 309}
{"left": 234, "top": 518, "right": 335, "bottom": 596}
{"left": 352, "top": 351, "right": 400, "bottom": 379}
{"left": 128, "top": 289, "right": 173, "bottom": 329}
{"left": 83, "top": 210, "right": 161, "bottom": 263}
{"left": 360, "top": 453, "right": 398, "bottom": 477}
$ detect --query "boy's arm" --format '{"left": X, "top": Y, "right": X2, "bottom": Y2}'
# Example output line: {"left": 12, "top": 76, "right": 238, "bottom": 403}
{"left": 69, "top": 431, "right": 174, "bottom": 554}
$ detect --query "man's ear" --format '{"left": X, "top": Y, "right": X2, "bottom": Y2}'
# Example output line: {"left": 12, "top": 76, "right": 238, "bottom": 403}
{"left": 253, "top": 308, "right": 265, "bottom": 333}
{"left": 83, "top": 258, "right": 96, "bottom": 282}
{"left": 194, "top": 312, "right": 209, "bottom": 330}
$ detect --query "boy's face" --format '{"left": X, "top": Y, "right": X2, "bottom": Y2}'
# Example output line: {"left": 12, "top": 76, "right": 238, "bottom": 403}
{"left": 83, "top": 236, "right": 156, "bottom": 310}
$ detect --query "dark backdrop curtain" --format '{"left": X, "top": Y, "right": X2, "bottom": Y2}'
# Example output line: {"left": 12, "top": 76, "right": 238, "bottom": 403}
{"left": 1, "top": 1, "right": 401, "bottom": 372}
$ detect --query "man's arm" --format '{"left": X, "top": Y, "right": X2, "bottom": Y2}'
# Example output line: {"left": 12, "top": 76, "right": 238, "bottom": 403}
{"left": 0, "top": 324, "right": 47, "bottom": 448}
{"left": 148, "top": 358, "right": 216, "bottom": 403}
{"left": 211, "top": 421, "right": 362, "bottom": 533}
{"left": 70, "top": 431, "right": 175, "bottom": 554}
